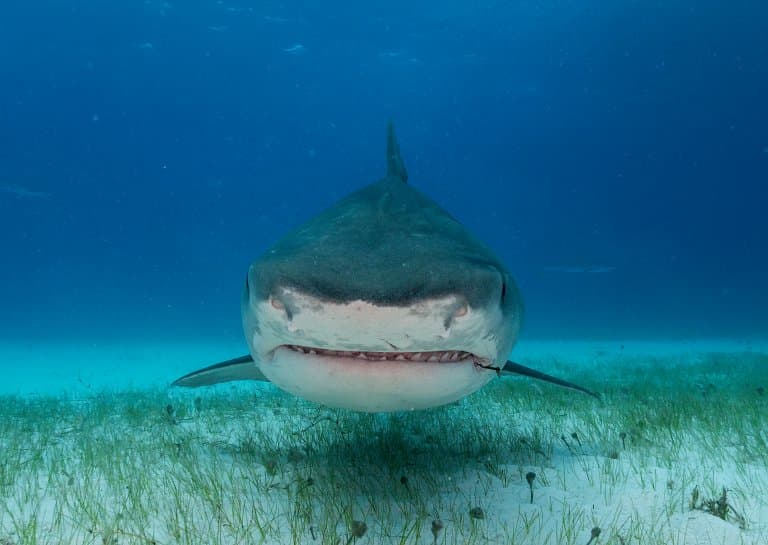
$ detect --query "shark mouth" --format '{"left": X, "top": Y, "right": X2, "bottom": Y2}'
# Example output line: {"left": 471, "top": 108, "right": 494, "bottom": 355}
{"left": 281, "top": 344, "right": 483, "bottom": 364}
{"left": 257, "top": 344, "right": 501, "bottom": 411}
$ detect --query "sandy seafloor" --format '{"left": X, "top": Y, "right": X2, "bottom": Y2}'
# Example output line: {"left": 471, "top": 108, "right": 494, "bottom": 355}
{"left": 1, "top": 338, "right": 767, "bottom": 545}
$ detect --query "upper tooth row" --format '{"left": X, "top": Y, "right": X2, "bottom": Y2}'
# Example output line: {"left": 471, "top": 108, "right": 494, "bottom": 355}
{"left": 287, "top": 346, "right": 468, "bottom": 362}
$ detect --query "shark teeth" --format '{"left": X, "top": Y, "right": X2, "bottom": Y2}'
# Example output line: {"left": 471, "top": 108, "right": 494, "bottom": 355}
{"left": 284, "top": 345, "right": 475, "bottom": 363}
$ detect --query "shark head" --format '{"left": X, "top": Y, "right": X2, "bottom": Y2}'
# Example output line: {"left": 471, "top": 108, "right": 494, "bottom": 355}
{"left": 240, "top": 124, "right": 522, "bottom": 411}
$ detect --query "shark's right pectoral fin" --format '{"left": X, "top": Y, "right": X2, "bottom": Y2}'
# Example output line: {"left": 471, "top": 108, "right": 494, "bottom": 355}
{"left": 171, "top": 355, "right": 269, "bottom": 388}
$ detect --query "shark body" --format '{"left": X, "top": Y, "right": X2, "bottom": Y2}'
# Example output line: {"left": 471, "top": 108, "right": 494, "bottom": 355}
{"left": 173, "top": 124, "right": 596, "bottom": 411}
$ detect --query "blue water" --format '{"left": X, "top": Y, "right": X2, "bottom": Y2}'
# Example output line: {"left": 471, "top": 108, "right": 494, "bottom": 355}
{"left": 1, "top": 0, "right": 766, "bottom": 346}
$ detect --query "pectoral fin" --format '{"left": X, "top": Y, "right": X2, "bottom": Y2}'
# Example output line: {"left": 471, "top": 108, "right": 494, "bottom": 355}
{"left": 502, "top": 360, "right": 599, "bottom": 398}
{"left": 172, "top": 355, "right": 268, "bottom": 387}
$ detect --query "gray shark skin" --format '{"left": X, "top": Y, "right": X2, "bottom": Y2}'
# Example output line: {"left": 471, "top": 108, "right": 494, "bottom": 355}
{"left": 173, "top": 124, "right": 596, "bottom": 411}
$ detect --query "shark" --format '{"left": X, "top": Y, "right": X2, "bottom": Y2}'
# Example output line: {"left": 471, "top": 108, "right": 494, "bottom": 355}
{"left": 173, "top": 123, "right": 597, "bottom": 411}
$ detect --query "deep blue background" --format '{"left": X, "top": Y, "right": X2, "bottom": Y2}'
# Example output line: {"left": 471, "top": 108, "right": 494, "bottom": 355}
{"left": 1, "top": 0, "right": 766, "bottom": 341}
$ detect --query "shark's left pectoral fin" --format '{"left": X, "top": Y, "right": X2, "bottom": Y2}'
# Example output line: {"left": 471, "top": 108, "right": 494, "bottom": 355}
{"left": 172, "top": 355, "right": 269, "bottom": 387}
{"left": 502, "top": 360, "right": 599, "bottom": 399}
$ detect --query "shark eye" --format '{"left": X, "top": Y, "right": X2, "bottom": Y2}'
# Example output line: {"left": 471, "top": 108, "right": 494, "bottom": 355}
{"left": 244, "top": 274, "right": 250, "bottom": 297}
{"left": 501, "top": 281, "right": 507, "bottom": 303}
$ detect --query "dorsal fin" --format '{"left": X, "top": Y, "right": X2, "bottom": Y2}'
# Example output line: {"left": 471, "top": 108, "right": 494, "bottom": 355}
{"left": 386, "top": 121, "right": 408, "bottom": 183}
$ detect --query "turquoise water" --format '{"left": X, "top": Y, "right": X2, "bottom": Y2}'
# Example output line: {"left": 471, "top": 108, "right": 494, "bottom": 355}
{"left": 2, "top": 338, "right": 763, "bottom": 397}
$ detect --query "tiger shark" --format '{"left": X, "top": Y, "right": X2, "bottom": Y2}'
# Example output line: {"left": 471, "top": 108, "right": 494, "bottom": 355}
{"left": 173, "top": 124, "right": 596, "bottom": 411}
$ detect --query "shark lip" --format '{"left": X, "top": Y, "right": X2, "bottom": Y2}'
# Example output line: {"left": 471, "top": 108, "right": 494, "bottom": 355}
{"left": 278, "top": 344, "right": 482, "bottom": 364}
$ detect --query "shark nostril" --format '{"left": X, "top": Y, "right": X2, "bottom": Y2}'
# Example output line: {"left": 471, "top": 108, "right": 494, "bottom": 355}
{"left": 270, "top": 295, "right": 294, "bottom": 320}
{"left": 453, "top": 304, "right": 468, "bottom": 318}
{"left": 443, "top": 301, "right": 469, "bottom": 331}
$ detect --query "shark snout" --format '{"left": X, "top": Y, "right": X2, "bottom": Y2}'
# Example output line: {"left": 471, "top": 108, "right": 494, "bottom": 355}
{"left": 265, "top": 288, "right": 471, "bottom": 329}
{"left": 245, "top": 289, "right": 501, "bottom": 412}
{"left": 247, "top": 287, "right": 499, "bottom": 364}
{"left": 263, "top": 285, "right": 471, "bottom": 320}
